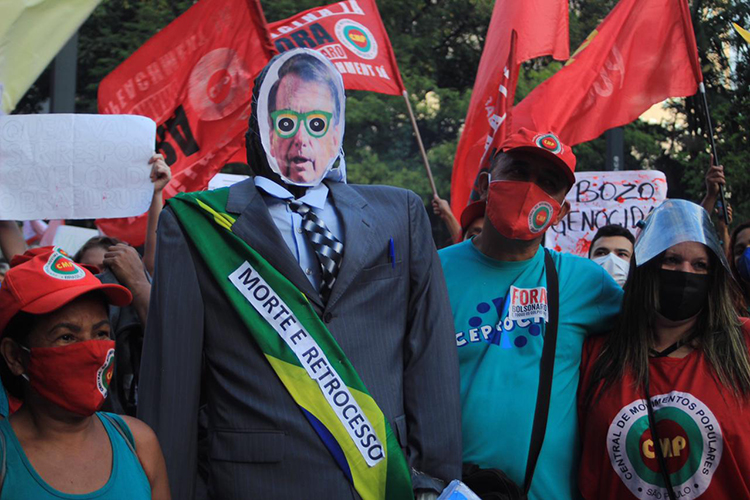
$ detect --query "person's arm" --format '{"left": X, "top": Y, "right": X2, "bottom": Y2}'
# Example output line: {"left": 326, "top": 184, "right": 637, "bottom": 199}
{"left": 405, "top": 191, "right": 462, "bottom": 492}
{"left": 579, "top": 259, "right": 624, "bottom": 336}
{"left": 716, "top": 203, "right": 733, "bottom": 256}
{"left": 121, "top": 416, "right": 172, "bottom": 500}
{"left": 0, "top": 221, "right": 26, "bottom": 261}
{"left": 143, "top": 154, "right": 171, "bottom": 277}
{"left": 699, "top": 156, "right": 732, "bottom": 254}
{"left": 700, "top": 155, "right": 725, "bottom": 215}
{"left": 138, "top": 207, "right": 204, "bottom": 500}
{"left": 103, "top": 243, "right": 150, "bottom": 325}
{"left": 431, "top": 196, "right": 462, "bottom": 243}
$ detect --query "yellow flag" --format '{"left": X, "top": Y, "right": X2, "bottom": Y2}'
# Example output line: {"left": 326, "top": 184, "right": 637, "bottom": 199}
{"left": 735, "top": 23, "right": 750, "bottom": 45}
{"left": 0, "top": 0, "right": 102, "bottom": 114}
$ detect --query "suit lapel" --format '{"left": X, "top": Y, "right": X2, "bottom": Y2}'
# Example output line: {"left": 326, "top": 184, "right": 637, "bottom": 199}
{"left": 226, "top": 178, "right": 324, "bottom": 310}
{"left": 325, "top": 182, "right": 375, "bottom": 311}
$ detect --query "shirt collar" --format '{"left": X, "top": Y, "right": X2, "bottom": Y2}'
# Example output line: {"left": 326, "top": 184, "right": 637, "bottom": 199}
{"left": 254, "top": 177, "right": 329, "bottom": 210}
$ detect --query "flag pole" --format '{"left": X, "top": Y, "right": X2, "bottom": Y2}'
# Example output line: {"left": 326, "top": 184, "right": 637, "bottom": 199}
{"left": 402, "top": 90, "right": 439, "bottom": 198}
{"left": 698, "top": 82, "right": 730, "bottom": 225}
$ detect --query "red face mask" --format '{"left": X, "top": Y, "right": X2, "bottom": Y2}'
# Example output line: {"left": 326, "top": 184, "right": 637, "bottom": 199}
{"left": 486, "top": 180, "right": 562, "bottom": 241}
{"left": 21, "top": 339, "right": 115, "bottom": 416}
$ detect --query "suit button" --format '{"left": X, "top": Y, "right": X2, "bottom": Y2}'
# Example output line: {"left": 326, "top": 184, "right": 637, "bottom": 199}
{"left": 324, "top": 312, "right": 333, "bottom": 323}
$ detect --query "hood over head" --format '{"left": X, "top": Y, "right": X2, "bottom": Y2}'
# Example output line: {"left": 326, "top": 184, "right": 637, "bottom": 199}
{"left": 245, "top": 48, "right": 346, "bottom": 190}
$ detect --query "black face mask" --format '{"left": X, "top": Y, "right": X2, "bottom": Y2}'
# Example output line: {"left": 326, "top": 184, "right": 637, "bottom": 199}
{"left": 658, "top": 269, "right": 710, "bottom": 321}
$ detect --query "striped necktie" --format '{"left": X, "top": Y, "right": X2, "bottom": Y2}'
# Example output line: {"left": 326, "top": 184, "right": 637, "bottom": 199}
{"left": 288, "top": 200, "right": 344, "bottom": 300}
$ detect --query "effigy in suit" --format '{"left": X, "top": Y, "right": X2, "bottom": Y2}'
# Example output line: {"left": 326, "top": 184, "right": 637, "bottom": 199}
{"left": 138, "top": 48, "right": 462, "bottom": 500}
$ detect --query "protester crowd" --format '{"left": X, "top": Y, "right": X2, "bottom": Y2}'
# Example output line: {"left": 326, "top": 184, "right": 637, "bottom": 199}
{"left": 1, "top": 48, "right": 749, "bottom": 500}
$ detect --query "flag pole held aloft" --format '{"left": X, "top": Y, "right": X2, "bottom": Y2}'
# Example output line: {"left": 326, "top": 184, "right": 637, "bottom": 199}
{"left": 402, "top": 90, "right": 438, "bottom": 198}
{"left": 698, "top": 82, "right": 730, "bottom": 225}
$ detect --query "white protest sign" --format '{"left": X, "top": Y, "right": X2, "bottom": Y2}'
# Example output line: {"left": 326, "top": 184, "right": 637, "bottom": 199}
{"left": 52, "top": 225, "right": 100, "bottom": 256}
{"left": 546, "top": 170, "right": 667, "bottom": 256}
{"left": 208, "top": 172, "right": 248, "bottom": 190}
{"left": 0, "top": 114, "right": 156, "bottom": 220}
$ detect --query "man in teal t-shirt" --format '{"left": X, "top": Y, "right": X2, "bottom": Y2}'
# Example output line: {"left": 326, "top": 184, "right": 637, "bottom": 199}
{"left": 440, "top": 128, "right": 622, "bottom": 499}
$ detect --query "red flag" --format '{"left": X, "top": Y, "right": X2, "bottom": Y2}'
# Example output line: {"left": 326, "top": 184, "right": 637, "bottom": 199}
{"left": 267, "top": 0, "right": 405, "bottom": 96}
{"left": 513, "top": 0, "right": 702, "bottom": 148}
{"left": 96, "top": 0, "right": 275, "bottom": 245}
{"left": 450, "top": 0, "right": 570, "bottom": 217}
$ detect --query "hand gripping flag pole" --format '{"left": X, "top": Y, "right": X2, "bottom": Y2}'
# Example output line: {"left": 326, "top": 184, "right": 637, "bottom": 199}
{"left": 679, "top": 0, "right": 730, "bottom": 225}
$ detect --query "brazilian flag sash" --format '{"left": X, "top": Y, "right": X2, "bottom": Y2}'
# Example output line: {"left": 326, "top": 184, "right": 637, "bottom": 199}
{"left": 169, "top": 188, "right": 413, "bottom": 500}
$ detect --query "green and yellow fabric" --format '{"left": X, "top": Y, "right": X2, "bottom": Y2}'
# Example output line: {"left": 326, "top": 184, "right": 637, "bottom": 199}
{"left": 169, "top": 188, "right": 412, "bottom": 500}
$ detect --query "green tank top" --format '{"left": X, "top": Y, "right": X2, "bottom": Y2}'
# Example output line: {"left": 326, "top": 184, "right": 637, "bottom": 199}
{"left": 0, "top": 412, "right": 151, "bottom": 499}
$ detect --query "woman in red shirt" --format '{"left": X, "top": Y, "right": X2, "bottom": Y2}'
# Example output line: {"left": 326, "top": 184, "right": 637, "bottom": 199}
{"left": 578, "top": 199, "right": 750, "bottom": 500}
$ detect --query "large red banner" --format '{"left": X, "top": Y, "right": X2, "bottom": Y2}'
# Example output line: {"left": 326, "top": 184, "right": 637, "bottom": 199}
{"left": 97, "top": 0, "right": 275, "bottom": 245}
{"left": 450, "top": 0, "right": 570, "bottom": 217}
{"left": 268, "top": 0, "right": 405, "bottom": 96}
{"left": 513, "top": 0, "right": 702, "bottom": 147}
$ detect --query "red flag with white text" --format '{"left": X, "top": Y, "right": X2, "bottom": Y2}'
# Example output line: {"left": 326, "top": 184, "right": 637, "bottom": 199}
{"left": 96, "top": 0, "right": 275, "bottom": 245}
{"left": 450, "top": 0, "right": 570, "bottom": 217}
{"left": 268, "top": 0, "right": 405, "bottom": 96}
{"left": 512, "top": 0, "right": 702, "bottom": 147}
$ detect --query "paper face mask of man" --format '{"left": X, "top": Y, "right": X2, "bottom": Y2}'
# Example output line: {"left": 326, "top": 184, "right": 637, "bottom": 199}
{"left": 258, "top": 49, "right": 345, "bottom": 187}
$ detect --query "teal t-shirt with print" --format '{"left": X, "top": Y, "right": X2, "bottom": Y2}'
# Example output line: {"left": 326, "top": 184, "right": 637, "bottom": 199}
{"left": 439, "top": 240, "right": 623, "bottom": 500}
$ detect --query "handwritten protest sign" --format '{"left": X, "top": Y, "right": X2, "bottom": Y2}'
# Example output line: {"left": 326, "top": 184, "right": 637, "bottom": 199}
{"left": 0, "top": 114, "right": 155, "bottom": 220}
{"left": 545, "top": 170, "right": 667, "bottom": 256}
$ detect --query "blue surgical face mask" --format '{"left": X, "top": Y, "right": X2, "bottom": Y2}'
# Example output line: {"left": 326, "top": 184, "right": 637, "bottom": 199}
{"left": 737, "top": 246, "right": 750, "bottom": 283}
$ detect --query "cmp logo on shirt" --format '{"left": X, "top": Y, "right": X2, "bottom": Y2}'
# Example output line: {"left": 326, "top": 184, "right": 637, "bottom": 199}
{"left": 606, "top": 391, "right": 722, "bottom": 499}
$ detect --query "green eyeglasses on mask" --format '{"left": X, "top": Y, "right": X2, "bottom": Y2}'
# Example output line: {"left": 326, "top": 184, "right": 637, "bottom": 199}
{"left": 271, "top": 109, "right": 333, "bottom": 139}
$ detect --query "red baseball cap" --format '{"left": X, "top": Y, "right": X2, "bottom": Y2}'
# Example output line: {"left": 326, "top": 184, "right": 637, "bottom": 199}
{"left": 499, "top": 128, "right": 576, "bottom": 186}
{"left": 460, "top": 200, "right": 486, "bottom": 235}
{"left": 0, "top": 247, "right": 132, "bottom": 337}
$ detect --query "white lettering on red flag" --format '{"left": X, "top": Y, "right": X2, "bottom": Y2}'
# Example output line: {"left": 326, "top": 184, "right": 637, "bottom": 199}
{"left": 268, "top": 0, "right": 405, "bottom": 96}
{"left": 450, "top": 0, "right": 569, "bottom": 218}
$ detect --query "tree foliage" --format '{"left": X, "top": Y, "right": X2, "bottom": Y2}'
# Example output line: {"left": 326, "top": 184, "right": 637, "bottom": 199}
{"left": 13, "top": 0, "right": 750, "bottom": 237}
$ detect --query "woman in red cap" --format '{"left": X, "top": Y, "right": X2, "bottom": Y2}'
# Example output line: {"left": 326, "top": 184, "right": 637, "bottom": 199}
{"left": 0, "top": 247, "right": 170, "bottom": 499}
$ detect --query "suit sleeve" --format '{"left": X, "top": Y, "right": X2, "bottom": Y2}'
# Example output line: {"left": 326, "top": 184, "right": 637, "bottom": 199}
{"left": 137, "top": 207, "right": 204, "bottom": 499}
{"left": 403, "top": 191, "right": 462, "bottom": 489}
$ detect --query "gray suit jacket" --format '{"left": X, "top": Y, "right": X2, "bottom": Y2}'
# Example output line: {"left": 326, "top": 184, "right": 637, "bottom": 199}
{"left": 138, "top": 178, "right": 462, "bottom": 499}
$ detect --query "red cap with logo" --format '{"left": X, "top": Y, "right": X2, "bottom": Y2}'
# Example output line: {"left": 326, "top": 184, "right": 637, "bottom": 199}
{"left": 499, "top": 128, "right": 576, "bottom": 186}
{"left": 0, "top": 247, "right": 132, "bottom": 337}
{"left": 460, "top": 200, "right": 486, "bottom": 235}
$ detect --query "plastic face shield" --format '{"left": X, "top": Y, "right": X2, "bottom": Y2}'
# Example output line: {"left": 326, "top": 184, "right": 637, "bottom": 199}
{"left": 257, "top": 48, "right": 346, "bottom": 188}
{"left": 634, "top": 199, "right": 730, "bottom": 271}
